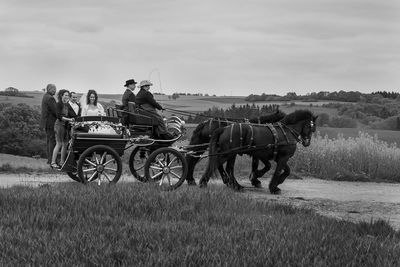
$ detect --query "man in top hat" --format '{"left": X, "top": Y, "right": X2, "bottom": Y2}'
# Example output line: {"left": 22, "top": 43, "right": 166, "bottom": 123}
{"left": 121, "top": 79, "right": 137, "bottom": 124}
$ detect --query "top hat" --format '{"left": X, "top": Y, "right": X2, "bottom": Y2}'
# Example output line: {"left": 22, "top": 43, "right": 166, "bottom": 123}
{"left": 124, "top": 79, "right": 137, "bottom": 87}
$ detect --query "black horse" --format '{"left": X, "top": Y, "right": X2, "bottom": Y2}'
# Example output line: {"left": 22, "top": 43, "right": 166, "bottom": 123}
{"left": 185, "top": 110, "right": 286, "bottom": 187}
{"left": 199, "top": 110, "right": 317, "bottom": 194}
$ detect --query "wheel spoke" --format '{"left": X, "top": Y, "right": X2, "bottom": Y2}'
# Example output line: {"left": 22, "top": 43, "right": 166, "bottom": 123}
{"left": 88, "top": 171, "right": 98, "bottom": 182}
{"left": 170, "top": 171, "right": 181, "bottom": 179}
{"left": 93, "top": 152, "right": 100, "bottom": 164}
{"left": 97, "top": 173, "right": 102, "bottom": 185}
{"left": 103, "top": 158, "right": 116, "bottom": 166}
{"left": 167, "top": 156, "right": 178, "bottom": 167}
{"left": 151, "top": 170, "right": 163, "bottom": 180}
{"left": 104, "top": 167, "right": 117, "bottom": 172}
{"left": 159, "top": 173, "right": 166, "bottom": 186}
{"left": 149, "top": 165, "right": 163, "bottom": 171}
{"left": 83, "top": 167, "right": 96, "bottom": 173}
{"left": 169, "top": 165, "right": 182, "bottom": 170}
{"left": 167, "top": 174, "right": 172, "bottom": 186}
{"left": 156, "top": 158, "right": 165, "bottom": 167}
{"left": 85, "top": 159, "right": 97, "bottom": 167}
{"left": 100, "top": 152, "right": 107, "bottom": 164}
{"left": 103, "top": 172, "right": 112, "bottom": 182}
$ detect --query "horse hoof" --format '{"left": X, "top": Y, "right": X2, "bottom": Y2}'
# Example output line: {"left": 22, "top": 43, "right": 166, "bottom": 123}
{"left": 251, "top": 180, "right": 262, "bottom": 188}
{"left": 187, "top": 180, "right": 197, "bottom": 186}
{"left": 199, "top": 182, "right": 208, "bottom": 188}
{"left": 269, "top": 187, "right": 281, "bottom": 195}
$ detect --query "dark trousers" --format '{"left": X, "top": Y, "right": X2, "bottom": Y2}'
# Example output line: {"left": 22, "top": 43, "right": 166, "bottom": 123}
{"left": 45, "top": 127, "right": 56, "bottom": 164}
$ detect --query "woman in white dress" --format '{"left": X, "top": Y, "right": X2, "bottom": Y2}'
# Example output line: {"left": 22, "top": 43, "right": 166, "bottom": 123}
{"left": 81, "top": 89, "right": 105, "bottom": 116}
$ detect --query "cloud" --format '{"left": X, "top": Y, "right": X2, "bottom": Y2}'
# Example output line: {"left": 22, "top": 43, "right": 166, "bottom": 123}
{"left": 0, "top": 0, "right": 399, "bottom": 95}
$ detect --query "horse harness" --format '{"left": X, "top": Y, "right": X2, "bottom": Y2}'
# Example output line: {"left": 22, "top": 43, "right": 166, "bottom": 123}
{"left": 227, "top": 122, "right": 301, "bottom": 160}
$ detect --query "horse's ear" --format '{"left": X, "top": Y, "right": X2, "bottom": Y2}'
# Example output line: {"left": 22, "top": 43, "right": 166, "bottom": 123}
{"left": 313, "top": 115, "right": 318, "bottom": 121}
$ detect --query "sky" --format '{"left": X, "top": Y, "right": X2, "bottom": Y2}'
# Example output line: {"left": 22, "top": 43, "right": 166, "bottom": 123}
{"left": 1, "top": 0, "right": 399, "bottom": 96}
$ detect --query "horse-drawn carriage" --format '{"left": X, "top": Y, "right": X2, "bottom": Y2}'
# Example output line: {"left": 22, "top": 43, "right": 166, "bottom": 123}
{"left": 59, "top": 103, "right": 317, "bottom": 194}
{"left": 59, "top": 104, "right": 188, "bottom": 190}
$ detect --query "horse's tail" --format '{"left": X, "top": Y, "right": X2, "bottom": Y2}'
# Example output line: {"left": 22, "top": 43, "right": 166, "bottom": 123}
{"left": 203, "top": 127, "right": 225, "bottom": 178}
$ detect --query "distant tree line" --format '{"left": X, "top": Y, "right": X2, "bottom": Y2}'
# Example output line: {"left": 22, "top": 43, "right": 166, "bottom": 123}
{"left": 371, "top": 91, "right": 400, "bottom": 99}
{"left": 186, "top": 103, "right": 280, "bottom": 123}
{"left": 0, "top": 87, "right": 34, "bottom": 98}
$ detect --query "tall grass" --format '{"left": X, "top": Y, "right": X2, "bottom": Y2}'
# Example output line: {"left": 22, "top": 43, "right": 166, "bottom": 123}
{"left": 292, "top": 131, "right": 400, "bottom": 182}
{"left": 0, "top": 183, "right": 399, "bottom": 266}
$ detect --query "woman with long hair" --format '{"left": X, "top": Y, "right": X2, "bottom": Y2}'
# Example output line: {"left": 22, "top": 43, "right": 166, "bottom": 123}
{"left": 50, "top": 89, "right": 74, "bottom": 169}
{"left": 81, "top": 89, "right": 105, "bottom": 116}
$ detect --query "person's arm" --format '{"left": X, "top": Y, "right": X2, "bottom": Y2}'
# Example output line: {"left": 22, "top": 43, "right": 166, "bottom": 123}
{"left": 55, "top": 102, "right": 63, "bottom": 121}
{"left": 97, "top": 103, "right": 106, "bottom": 116}
{"left": 145, "top": 92, "right": 163, "bottom": 110}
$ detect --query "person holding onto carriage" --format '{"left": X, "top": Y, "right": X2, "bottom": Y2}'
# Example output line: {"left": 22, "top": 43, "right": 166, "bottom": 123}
{"left": 41, "top": 83, "right": 58, "bottom": 165}
{"left": 50, "top": 89, "right": 75, "bottom": 169}
{"left": 121, "top": 78, "right": 137, "bottom": 125}
{"left": 135, "top": 80, "right": 173, "bottom": 139}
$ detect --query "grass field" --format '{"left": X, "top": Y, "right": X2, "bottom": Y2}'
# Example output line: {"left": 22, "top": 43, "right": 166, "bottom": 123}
{"left": 0, "top": 183, "right": 398, "bottom": 266}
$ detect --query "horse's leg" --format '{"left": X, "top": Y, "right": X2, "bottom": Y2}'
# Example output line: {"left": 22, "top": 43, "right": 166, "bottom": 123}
{"left": 277, "top": 162, "right": 290, "bottom": 185}
{"left": 250, "top": 157, "right": 271, "bottom": 188}
{"left": 218, "top": 164, "right": 229, "bottom": 185}
{"left": 225, "top": 155, "right": 243, "bottom": 191}
{"left": 199, "top": 155, "right": 228, "bottom": 188}
{"left": 185, "top": 153, "right": 201, "bottom": 186}
{"left": 269, "top": 157, "right": 290, "bottom": 194}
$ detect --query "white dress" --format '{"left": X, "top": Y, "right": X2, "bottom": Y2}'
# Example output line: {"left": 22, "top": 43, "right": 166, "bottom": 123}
{"left": 81, "top": 104, "right": 105, "bottom": 116}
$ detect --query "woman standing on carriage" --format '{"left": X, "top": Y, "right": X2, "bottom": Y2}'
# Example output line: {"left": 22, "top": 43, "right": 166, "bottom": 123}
{"left": 135, "top": 80, "right": 173, "bottom": 139}
{"left": 50, "top": 89, "right": 75, "bottom": 169}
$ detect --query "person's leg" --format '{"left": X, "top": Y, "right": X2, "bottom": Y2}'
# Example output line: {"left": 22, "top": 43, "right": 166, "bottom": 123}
{"left": 48, "top": 127, "right": 56, "bottom": 163}
{"left": 51, "top": 124, "right": 62, "bottom": 166}
{"left": 59, "top": 126, "right": 68, "bottom": 165}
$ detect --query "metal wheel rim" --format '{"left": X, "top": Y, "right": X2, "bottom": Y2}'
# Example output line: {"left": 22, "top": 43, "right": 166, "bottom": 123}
{"left": 148, "top": 152, "right": 185, "bottom": 187}
{"left": 82, "top": 151, "right": 119, "bottom": 184}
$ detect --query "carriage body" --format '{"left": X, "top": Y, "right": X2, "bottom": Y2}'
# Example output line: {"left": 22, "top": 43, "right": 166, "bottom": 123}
{"left": 61, "top": 108, "right": 188, "bottom": 190}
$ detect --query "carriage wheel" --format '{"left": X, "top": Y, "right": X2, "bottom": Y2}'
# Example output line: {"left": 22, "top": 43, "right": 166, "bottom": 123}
{"left": 77, "top": 145, "right": 122, "bottom": 184}
{"left": 144, "top": 147, "right": 188, "bottom": 190}
{"left": 128, "top": 146, "right": 151, "bottom": 182}
{"left": 67, "top": 171, "right": 82, "bottom": 183}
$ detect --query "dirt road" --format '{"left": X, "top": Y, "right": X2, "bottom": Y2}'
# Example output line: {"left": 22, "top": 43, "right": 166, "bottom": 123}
{"left": 1, "top": 173, "right": 399, "bottom": 230}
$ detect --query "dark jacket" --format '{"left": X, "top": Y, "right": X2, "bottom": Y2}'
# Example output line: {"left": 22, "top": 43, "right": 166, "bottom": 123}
{"left": 135, "top": 89, "right": 162, "bottom": 110}
{"left": 40, "top": 92, "right": 57, "bottom": 129}
{"left": 122, "top": 89, "right": 136, "bottom": 111}
{"left": 55, "top": 102, "right": 71, "bottom": 127}
{"left": 67, "top": 102, "right": 81, "bottom": 118}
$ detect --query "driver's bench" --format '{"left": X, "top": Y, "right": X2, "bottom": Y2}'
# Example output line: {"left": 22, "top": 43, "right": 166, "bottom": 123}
{"left": 107, "top": 102, "right": 158, "bottom": 137}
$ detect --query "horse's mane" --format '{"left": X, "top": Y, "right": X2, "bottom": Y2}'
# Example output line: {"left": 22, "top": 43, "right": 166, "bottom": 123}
{"left": 281, "top": 110, "right": 314, "bottom": 125}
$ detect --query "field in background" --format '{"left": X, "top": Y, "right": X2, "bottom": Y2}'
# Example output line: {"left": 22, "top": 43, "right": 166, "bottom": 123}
{"left": 1, "top": 91, "right": 340, "bottom": 115}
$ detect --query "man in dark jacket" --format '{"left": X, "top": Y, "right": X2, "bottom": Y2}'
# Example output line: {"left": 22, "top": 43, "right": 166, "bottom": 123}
{"left": 135, "top": 80, "right": 173, "bottom": 139}
{"left": 67, "top": 91, "right": 81, "bottom": 118}
{"left": 121, "top": 79, "right": 137, "bottom": 124}
{"left": 40, "top": 84, "right": 57, "bottom": 164}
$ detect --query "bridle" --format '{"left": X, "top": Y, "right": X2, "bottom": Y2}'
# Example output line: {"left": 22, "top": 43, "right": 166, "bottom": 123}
{"left": 283, "top": 119, "right": 314, "bottom": 145}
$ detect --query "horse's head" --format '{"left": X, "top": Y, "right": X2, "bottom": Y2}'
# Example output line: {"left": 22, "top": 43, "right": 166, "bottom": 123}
{"left": 299, "top": 115, "right": 318, "bottom": 147}
{"left": 281, "top": 110, "right": 317, "bottom": 147}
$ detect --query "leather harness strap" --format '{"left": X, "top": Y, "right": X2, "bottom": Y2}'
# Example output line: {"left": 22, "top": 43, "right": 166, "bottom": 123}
{"left": 266, "top": 123, "right": 279, "bottom": 161}
{"left": 275, "top": 122, "right": 290, "bottom": 144}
